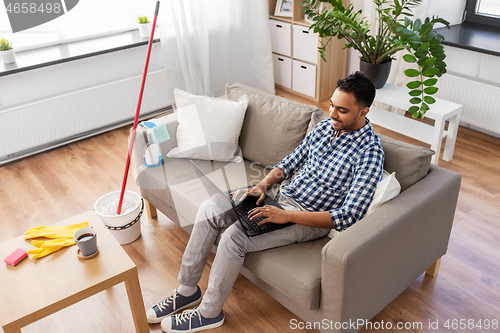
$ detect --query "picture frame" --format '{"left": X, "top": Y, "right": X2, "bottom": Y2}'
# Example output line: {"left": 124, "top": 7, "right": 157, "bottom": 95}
{"left": 275, "top": 0, "right": 293, "bottom": 18}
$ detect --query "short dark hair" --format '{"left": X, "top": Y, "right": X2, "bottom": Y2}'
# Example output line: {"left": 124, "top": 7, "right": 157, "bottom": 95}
{"left": 336, "top": 71, "right": 376, "bottom": 108}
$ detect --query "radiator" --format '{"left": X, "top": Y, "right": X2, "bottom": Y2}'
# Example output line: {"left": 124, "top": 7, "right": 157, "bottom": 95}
{"left": 436, "top": 73, "right": 500, "bottom": 135}
{"left": 0, "top": 69, "right": 170, "bottom": 165}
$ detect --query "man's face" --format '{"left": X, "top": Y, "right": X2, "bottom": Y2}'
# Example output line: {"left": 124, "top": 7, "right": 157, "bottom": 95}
{"left": 329, "top": 88, "right": 369, "bottom": 136}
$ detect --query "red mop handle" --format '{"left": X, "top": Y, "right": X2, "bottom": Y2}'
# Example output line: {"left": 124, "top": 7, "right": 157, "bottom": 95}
{"left": 117, "top": 1, "right": 160, "bottom": 214}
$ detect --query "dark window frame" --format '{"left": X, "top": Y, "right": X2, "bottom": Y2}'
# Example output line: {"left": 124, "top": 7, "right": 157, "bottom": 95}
{"left": 465, "top": 0, "right": 500, "bottom": 28}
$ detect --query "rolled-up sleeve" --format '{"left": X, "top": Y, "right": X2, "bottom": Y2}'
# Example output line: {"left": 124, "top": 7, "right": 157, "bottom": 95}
{"left": 328, "top": 145, "right": 385, "bottom": 231}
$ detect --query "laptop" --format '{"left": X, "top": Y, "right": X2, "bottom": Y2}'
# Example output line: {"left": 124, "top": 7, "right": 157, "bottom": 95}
{"left": 190, "top": 160, "right": 294, "bottom": 237}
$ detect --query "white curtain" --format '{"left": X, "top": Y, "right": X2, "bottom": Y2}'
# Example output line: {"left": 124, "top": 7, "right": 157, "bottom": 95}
{"left": 349, "top": 0, "right": 467, "bottom": 114}
{"left": 158, "top": 0, "right": 275, "bottom": 103}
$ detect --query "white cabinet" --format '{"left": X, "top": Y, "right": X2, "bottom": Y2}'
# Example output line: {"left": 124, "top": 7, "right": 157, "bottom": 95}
{"left": 272, "top": 54, "right": 292, "bottom": 89}
{"left": 293, "top": 25, "right": 319, "bottom": 64}
{"left": 267, "top": 0, "right": 346, "bottom": 102}
{"left": 293, "top": 60, "right": 317, "bottom": 98}
{"left": 269, "top": 19, "right": 292, "bottom": 57}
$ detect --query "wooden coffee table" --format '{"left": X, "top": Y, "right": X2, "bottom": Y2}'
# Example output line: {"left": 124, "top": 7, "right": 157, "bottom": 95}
{"left": 0, "top": 211, "right": 149, "bottom": 333}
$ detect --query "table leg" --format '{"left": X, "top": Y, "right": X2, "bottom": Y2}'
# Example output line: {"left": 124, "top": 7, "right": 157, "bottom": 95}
{"left": 442, "top": 110, "right": 462, "bottom": 162}
{"left": 430, "top": 117, "right": 446, "bottom": 165}
{"left": 3, "top": 328, "right": 22, "bottom": 333}
{"left": 125, "top": 273, "right": 150, "bottom": 333}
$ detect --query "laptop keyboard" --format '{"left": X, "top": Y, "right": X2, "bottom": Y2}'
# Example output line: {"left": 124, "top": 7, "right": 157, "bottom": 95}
{"left": 229, "top": 194, "right": 273, "bottom": 231}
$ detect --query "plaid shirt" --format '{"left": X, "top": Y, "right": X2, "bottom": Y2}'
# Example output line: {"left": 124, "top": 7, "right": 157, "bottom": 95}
{"left": 275, "top": 118, "right": 384, "bottom": 231}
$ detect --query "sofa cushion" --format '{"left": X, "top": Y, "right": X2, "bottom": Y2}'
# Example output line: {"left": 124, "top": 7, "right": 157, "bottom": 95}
{"left": 243, "top": 236, "right": 331, "bottom": 310}
{"left": 376, "top": 133, "right": 435, "bottom": 191}
{"left": 225, "top": 83, "right": 326, "bottom": 168}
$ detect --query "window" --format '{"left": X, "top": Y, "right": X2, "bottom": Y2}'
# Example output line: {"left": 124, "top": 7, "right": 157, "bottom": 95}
{"left": 0, "top": 0, "right": 157, "bottom": 51}
{"left": 465, "top": 0, "right": 500, "bottom": 28}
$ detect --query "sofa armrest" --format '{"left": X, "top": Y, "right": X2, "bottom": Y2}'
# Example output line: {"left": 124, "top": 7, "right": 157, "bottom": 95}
{"left": 319, "top": 165, "right": 461, "bottom": 332}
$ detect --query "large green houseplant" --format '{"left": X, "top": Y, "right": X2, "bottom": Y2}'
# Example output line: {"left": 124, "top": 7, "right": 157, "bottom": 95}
{"left": 302, "top": 0, "right": 450, "bottom": 119}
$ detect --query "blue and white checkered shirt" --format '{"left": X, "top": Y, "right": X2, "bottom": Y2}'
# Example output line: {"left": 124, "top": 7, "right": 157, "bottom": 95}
{"left": 275, "top": 118, "right": 384, "bottom": 231}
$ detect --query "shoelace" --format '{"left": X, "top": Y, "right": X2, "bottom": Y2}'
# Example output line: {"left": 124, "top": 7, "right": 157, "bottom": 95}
{"left": 158, "top": 289, "right": 179, "bottom": 311}
{"left": 174, "top": 308, "right": 202, "bottom": 329}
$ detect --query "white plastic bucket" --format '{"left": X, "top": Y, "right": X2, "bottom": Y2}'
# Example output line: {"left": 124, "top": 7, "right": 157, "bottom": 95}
{"left": 94, "top": 190, "right": 144, "bottom": 245}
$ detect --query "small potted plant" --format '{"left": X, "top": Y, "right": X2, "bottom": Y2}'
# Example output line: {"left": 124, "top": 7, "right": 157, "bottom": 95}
{"left": 0, "top": 38, "right": 15, "bottom": 64}
{"left": 138, "top": 15, "right": 151, "bottom": 38}
{"left": 302, "top": 0, "right": 450, "bottom": 119}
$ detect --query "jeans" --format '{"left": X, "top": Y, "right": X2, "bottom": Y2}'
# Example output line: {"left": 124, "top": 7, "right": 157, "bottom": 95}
{"left": 177, "top": 187, "right": 331, "bottom": 317}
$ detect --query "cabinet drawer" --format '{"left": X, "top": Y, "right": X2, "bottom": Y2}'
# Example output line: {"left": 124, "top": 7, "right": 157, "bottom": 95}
{"left": 293, "top": 25, "right": 319, "bottom": 64}
{"left": 272, "top": 54, "right": 292, "bottom": 89}
{"left": 269, "top": 19, "right": 292, "bottom": 57}
{"left": 293, "top": 60, "right": 317, "bottom": 98}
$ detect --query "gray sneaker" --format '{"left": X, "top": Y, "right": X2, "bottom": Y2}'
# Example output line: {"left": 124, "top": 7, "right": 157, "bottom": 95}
{"left": 161, "top": 307, "right": 225, "bottom": 333}
{"left": 146, "top": 286, "right": 202, "bottom": 324}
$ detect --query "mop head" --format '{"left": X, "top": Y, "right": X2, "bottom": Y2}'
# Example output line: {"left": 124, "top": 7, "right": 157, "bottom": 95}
{"left": 101, "top": 199, "right": 137, "bottom": 216}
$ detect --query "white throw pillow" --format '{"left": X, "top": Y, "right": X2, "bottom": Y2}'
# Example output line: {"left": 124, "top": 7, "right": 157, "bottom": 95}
{"left": 167, "top": 89, "right": 249, "bottom": 162}
{"left": 327, "top": 170, "right": 401, "bottom": 238}
{"left": 365, "top": 170, "right": 401, "bottom": 216}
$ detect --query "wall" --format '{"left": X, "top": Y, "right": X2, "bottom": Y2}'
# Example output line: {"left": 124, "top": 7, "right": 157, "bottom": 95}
{"left": 343, "top": 0, "right": 500, "bottom": 138}
{"left": 346, "top": 0, "right": 467, "bottom": 75}
{"left": 0, "top": 43, "right": 165, "bottom": 109}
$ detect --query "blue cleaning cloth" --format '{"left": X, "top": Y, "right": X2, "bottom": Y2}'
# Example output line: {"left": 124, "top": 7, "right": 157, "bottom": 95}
{"left": 141, "top": 120, "right": 170, "bottom": 142}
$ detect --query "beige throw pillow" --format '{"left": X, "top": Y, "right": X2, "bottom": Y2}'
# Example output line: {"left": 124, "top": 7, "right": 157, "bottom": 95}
{"left": 225, "top": 83, "right": 325, "bottom": 167}
{"left": 377, "top": 133, "right": 435, "bottom": 191}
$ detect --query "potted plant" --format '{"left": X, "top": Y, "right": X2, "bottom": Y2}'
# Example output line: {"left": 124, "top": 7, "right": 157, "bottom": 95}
{"left": 138, "top": 15, "right": 151, "bottom": 38}
{"left": 0, "top": 38, "right": 16, "bottom": 64}
{"left": 302, "top": 0, "right": 450, "bottom": 119}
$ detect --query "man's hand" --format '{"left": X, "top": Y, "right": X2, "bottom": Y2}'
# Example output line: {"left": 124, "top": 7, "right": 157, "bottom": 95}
{"left": 248, "top": 205, "right": 291, "bottom": 226}
{"left": 231, "top": 185, "right": 266, "bottom": 205}
{"left": 231, "top": 167, "right": 286, "bottom": 206}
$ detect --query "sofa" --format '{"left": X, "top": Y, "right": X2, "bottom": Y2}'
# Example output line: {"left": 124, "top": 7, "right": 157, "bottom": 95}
{"left": 132, "top": 83, "right": 461, "bottom": 332}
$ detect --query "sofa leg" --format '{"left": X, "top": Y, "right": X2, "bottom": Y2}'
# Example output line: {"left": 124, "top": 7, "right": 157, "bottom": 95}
{"left": 145, "top": 199, "right": 157, "bottom": 218}
{"left": 425, "top": 258, "right": 441, "bottom": 277}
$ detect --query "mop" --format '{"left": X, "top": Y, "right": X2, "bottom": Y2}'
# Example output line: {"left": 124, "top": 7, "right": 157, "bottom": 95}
{"left": 116, "top": 1, "right": 160, "bottom": 215}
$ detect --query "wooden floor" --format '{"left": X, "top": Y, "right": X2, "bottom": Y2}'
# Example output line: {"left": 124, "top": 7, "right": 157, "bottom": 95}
{"left": 1, "top": 87, "right": 499, "bottom": 332}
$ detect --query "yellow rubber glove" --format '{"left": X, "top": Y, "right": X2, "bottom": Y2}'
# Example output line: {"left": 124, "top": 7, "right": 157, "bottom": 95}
{"left": 24, "top": 222, "right": 89, "bottom": 240}
{"left": 27, "top": 238, "right": 76, "bottom": 258}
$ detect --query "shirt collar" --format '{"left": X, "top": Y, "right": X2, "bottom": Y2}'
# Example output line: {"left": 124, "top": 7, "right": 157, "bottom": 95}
{"left": 332, "top": 118, "right": 373, "bottom": 140}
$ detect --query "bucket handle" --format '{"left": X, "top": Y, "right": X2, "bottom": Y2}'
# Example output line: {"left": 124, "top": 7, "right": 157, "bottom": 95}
{"left": 105, "top": 198, "right": 144, "bottom": 231}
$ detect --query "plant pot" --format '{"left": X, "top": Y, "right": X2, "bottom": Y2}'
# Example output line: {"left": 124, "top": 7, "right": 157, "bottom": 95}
{"left": 359, "top": 59, "right": 392, "bottom": 89}
{"left": 0, "top": 49, "right": 16, "bottom": 64}
{"left": 138, "top": 23, "right": 152, "bottom": 38}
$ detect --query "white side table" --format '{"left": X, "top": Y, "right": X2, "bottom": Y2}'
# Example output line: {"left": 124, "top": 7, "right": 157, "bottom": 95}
{"left": 369, "top": 83, "right": 462, "bottom": 165}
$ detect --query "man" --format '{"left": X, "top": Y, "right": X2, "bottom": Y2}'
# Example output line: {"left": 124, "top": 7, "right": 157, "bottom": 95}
{"left": 147, "top": 71, "right": 385, "bottom": 332}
